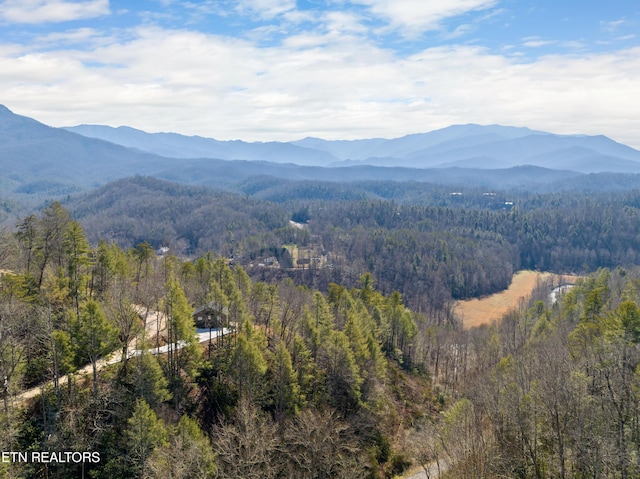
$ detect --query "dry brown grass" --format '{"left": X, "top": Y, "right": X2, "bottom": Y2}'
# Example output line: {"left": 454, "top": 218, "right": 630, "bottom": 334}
{"left": 455, "top": 271, "right": 578, "bottom": 329}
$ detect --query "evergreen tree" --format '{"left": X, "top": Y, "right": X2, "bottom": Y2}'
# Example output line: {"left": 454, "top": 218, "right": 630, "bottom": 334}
{"left": 126, "top": 398, "right": 168, "bottom": 478}
{"left": 230, "top": 320, "right": 268, "bottom": 400}
{"left": 132, "top": 352, "right": 171, "bottom": 408}
{"left": 267, "top": 341, "right": 301, "bottom": 417}
{"left": 163, "top": 278, "right": 202, "bottom": 408}
{"left": 320, "top": 330, "right": 363, "bottom": 414}
{"left": 145, "top": 415, "right": 216, "bottom": 479}
{"left": 35, "top": 201, "right": 71, "bottom": 288}
{"left": 72, "top": 299, "right": 118, "bottom": 396}
{"left": 63, "top": 221, "right": 91, "bottom": 315}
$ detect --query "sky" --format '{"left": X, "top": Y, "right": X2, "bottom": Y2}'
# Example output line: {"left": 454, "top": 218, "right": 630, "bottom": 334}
{"left": 1, "top": 0, "right": 639, "bottom": 147}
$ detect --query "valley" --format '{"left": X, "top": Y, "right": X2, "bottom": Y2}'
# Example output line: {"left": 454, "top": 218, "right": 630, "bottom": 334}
{"left": 455, "top": 271, "right": 580, "bottom": 329}
{"left": 2, "top": 105, "right": 640, "bottom": 478}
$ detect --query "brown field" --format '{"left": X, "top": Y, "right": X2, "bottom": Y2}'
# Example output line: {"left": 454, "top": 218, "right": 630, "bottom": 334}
{"left": 455, "top": 271, "right": 579, "bottom": 329}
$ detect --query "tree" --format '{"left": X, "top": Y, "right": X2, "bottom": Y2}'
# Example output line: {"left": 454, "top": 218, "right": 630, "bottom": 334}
{"left": 15, "top": 214, "right": 38, "bottom": 274}
{"left": 131, "top": 352, "right": 171, "bottom": 408}
{"left": 267, "top": 341, "right": 301, "bottom": 418}
{"left": 318, "top": 330, "right": 363, "bottom": 414}
{"left": 211, "top": 398, "right": 279, "bottom": 479}
{"left": 144, "top": 415, "right": 216, "bottom": 479}
{"left": 409, "top": 421, "right": 447, "bottom": 479}
{"left": 34, "top": 201, "right": 71, "bottom": 288}
{"left": 50, "top": 329, "right": 75, "bottom": 399}
{"left": 0, "top": 298, "right": 25, "bottom": 413}
{"left": 163, "top": 278, "right": 202, "bottom": 408}
{"left": 63, "top": 221, "right": 92, "bottom": 315}
{"left": 72, "top": 299, "right": 118, "bottom": 396}
{"left": 382, "top": 291, "right": 417, "bottom": 365}
{"left": 104, "top": 286, "right": 143, "bottom": 377}
{"left": 230, "top": 320, "right": 268, "bottom": 400}
{"left": 248, "top": 282, "right": 279, "bottom": 337}
{"left": 282, "top": 408, "right": 366, "bottom": 479}
{"left": 438, "top": 396, "right": 501, "bottom": 478}
{"left": 126, "top": 398, "right": 168, "bottom": 478}
{"left": 278, "top": 279, "right": 309, "bottom": 346}
{"left": 90, "top": 240, "right": 123, "bottom": 299}
{"left": 133, "top": 241, "right": 155, "bottom": 300}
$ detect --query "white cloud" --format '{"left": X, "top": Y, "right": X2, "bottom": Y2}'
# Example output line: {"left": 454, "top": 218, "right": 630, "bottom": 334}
{"left": 522, "top": 38, "right": 556, "bottom": 48}
{"left": 350, "top": 0, "right": 498, "bottom": 32}
{"left": 235, "top": 0, "right": 296, "bottom": 19}
{"left": 1, "top": 24, "right": 640, "bottom": 149}
{"left": 601, "top": 18, "right": 628, "bottom": 33}
{"left": 323, "top": 10, "right": 368, "bottom": 34}
{"left": 0, "top": 0, "right": 109, "bottom": 24}
{"left": 33, "top": 27, "right": 105, "bottom": 48}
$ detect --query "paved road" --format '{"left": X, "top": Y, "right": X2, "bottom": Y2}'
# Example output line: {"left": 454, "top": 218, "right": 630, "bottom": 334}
{"left": 14, "top": 307, "right": 230, "bottom": 404}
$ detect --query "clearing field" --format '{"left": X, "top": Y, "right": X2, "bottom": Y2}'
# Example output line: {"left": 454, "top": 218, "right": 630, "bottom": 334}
{"left": 455, "top": 271, "right": 578, "bottom": 329}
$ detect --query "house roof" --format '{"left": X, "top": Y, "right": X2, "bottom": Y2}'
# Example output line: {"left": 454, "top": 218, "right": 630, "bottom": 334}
{"left": 193, "top": 302, "right": 229, "bottom": 316}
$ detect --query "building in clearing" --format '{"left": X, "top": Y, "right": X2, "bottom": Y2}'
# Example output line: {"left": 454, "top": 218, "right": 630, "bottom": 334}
{"left": 192, "top": 302, "right": 229, "bottom": 329}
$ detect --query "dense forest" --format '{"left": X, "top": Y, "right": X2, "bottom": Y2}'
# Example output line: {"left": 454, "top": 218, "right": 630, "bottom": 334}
{"left": 0, "top": 203, "right": 427, "bottom": 478}
{"left": 54, "top": 176, "right": 640, "bottom": 320}
{"left": 431, "top": 267, "right": 640, "bottom": 478}
{"left": 2, "top": 196, "right": 640, "bottom": 478}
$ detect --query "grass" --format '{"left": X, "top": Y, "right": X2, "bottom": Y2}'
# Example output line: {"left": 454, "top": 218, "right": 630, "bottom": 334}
{"left": 455, "top": 271, "right": 578, "bottom": 329}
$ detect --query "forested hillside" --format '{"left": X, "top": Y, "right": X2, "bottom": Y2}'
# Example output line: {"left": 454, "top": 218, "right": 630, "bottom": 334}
{"left": 3, "top": 196, "right": 640, "bottom": 478}
{"left": 64, "top": 177, "right": 640, "bottom": 320}
{"left": 424, "top": 267, "right": 640, "bottom": 478}
{"left": 0, "top": 202, "right": 430, "bottom": 478}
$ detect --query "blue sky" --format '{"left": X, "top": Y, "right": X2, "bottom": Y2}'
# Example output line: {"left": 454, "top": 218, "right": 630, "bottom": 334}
{"left": 1, "top": 0, "right": 639, "bottom": 147}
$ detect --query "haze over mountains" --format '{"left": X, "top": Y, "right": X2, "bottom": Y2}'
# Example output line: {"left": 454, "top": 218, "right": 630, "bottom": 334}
{"left": 0, "top": 104, "right": 175, "bottom": 195}
{"left": 66, "top": 121, "right": 640, "bottom": 173}
{"left": 2, "top": 103, "right": 640, "bottom": 200}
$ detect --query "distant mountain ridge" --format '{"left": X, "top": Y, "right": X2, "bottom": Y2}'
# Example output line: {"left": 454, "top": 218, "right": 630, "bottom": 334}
{"left": 65, "top": 121, "right": 640, "bottom": 173}
{"left": 0, "top": 104, "right": 177, "bottom": 195}
{"left": 3, "top": 103, "right": 640, "bottom": 203}
{"left": 65, "top": 124, "right": 340, "bottom": 166}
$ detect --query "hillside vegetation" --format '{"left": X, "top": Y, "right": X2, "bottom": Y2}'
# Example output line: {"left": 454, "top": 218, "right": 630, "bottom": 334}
{"left": 3, "top": 200, "right": 640, "bottom": 479}
{"left": 4, "top": 107, "right": 640, "bottom": 478}
{"left": 5, "top": 105, "right": 640, "bottom": 205}
{"left": 0, "top": 203, "right": 433, "bottom": 478}
{"left": 60, "top": 176, "right": 640, "bottom": 322}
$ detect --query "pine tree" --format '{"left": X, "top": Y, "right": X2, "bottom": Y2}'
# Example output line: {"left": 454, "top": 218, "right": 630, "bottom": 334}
{"left": 163, "top": 278, "right": 202, "bottom": 408}
{"left": 320, "top": 330, "right": 363, "bottom": 414}
{"left": 72, "top": 299, "right": 118, "bottom": 396}
{"left": 132, "top": 352, "right": 171, "bottom": 408}
{"left": 63, "top": 221, "right": 91, "bottom": 315}
{"left": 268, "top": 341, "right": 301, "bottom": 417}
{"left": 35, "top": 201, "right": 71, "bottom": 288}
{"left": 230, "top": 320, "right": 267, "bottom": 400}
{"left": 145, "top": 415, "right": 216, "bottom": 479}
{"left": 126, "top": 398, "right": 168, "bottom": 478}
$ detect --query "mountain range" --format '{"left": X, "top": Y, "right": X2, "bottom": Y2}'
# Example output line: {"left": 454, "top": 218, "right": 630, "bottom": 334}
{"left": 66, "top": 121, "right": 640, "bottom": 173}
{"left": 2, "top": 103, "right": 640, "bottom": 201}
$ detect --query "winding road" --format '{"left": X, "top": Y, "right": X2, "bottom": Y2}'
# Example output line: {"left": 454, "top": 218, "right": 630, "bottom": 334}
{"left": 13, "top": 306, "right": 231, "bottom": 405}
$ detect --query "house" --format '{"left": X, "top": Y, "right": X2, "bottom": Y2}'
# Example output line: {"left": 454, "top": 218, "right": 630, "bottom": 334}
{"left": 192, "top": 302, "right": 229, "bottom": 329}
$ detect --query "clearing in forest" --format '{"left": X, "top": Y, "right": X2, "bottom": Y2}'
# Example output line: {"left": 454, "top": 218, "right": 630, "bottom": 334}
{"left": 455, "top": 271, "right": 566, "bottom": 329}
